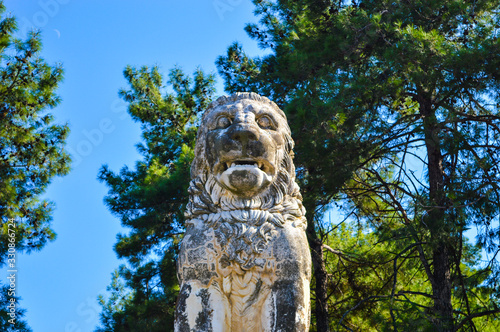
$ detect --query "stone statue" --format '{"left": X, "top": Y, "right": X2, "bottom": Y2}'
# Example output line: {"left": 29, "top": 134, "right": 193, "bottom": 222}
{"left": 174, "top": 92, "right": 311, "bottom": 332}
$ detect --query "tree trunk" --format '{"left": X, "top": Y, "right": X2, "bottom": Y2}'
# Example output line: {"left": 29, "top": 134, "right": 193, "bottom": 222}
{"left": 432, "top": 241, "right": 453, "bottom": 331}
{"left": 420, "top": 95, "right": 453, "bottom": 331}
{"left": 306, "top": 220, "right": 330, "bottom": 332}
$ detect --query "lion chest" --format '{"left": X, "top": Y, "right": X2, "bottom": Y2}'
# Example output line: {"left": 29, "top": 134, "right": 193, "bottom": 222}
{"left": 178, "top": 213, "right": 279, "bottom": 287}
{"left": 178, "top": 212, "right": 310, "bottom": 290}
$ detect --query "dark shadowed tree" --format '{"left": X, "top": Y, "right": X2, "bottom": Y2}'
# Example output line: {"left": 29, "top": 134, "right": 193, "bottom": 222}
{"left": 216, "top": 0, "right": 500, "bottom": 330}
{"left": 0, "top": 285, "right": 31, "bottom": 332}
{"left": 0, "top": 1, "right": 69, "bottom": 330}
{"left": 96, "top": 66, "right": 216, "bottom": 331}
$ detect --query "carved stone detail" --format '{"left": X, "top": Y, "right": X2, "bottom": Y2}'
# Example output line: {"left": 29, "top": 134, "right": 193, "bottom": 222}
{"left": 175, "top": 93, "right": 311, "bottom": 331}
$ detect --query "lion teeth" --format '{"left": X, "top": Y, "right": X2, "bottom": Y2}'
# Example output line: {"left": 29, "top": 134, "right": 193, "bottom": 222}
{"left": 225, "top": 161, "right": 266, "bottom": 170}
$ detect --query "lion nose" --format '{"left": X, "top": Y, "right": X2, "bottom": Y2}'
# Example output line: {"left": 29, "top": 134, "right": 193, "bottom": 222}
{"left": 229, "top": 124, "right": 260, "bottom": 146}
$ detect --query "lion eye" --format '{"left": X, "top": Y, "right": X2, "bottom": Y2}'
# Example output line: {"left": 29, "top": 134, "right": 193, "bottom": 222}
{"left": 216, "top": 116, "right": 232, "bottom": 129}
{"left": 257, "top": 116, "right": 273, "bottom": 129}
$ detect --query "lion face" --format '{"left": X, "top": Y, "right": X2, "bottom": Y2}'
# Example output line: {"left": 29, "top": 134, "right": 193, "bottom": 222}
{"left": 203, "top": 98, "right": 289, "bottom": 198}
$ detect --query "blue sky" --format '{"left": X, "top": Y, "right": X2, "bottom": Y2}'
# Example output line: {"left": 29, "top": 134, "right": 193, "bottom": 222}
{"left": 2, "top": 1, "right": 264, "bottom": 331}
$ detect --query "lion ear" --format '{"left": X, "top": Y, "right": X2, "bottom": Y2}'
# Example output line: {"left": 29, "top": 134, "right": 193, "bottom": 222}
{"left": 285, "top": 135, "right": 295, "bottom": 155}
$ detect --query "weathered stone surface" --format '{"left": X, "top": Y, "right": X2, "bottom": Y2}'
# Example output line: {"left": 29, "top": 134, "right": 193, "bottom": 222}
{"left": 175, "top": 92, "right": 312, "bottom": 332}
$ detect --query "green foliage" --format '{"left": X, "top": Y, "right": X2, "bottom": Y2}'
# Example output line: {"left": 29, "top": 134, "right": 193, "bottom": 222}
{"left": 98, "top": 0, "right": 500, "bottom": 330}
{"left": 321, "top": 217, "right": 500, "bottom": 331}
{"left": 96, "top": 270, "right": 133, "bottom": 332}
{"left": 0, "top": 285, "right": 31, "bottom": 332}
{"left": 321, "top": 221, "right": 431, "bottom": 331}
{"left": 97, "top": 66, "right": 216, "bottom": 331}
{"left": 0, "top": 1, "right": 69, "bottom": 330}
{"left": 0, "top": 0, "right": 69, "bottom": 261}
{"left": 96, "top": 266, "right": 179, "bottom": 332}
{"left": 216, "top": 0, "right": 500, "bottom": 330}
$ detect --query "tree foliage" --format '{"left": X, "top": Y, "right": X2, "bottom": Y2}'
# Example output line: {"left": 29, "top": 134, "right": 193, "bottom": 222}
{"left": 216, "top": 0, "right": 500, "bottom": 330}
{"left": 0, "top": 285, "right": 31, "bottom": 332}
{"left": 0, "top": 1, "right": 69, "bottom": 329}
{"left": 99, "top": 0, "right": 500, "bottom": 331}
{"left": 96, "top": 66, "right": 216, "bottom": 331}
{"left": 0, "top": 0, "right": 69, "bottom": 261}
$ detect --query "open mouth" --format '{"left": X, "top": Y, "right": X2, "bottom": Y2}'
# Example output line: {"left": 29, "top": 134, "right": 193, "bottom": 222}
{"left": 216, "top": 158, "right": 274, "bottom": 194}
{"left": 223, "top": 160, "right": 265, "bottom": 171}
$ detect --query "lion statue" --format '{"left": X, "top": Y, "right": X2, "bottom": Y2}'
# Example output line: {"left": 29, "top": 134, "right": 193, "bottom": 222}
{"left": 174, "top": 92, "right": 311, "bottom": 332}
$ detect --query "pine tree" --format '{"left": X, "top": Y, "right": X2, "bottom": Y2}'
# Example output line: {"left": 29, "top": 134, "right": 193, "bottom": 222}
{"left": 0, "top": 1, "right": 69, "bottom": 329}
{"left": 216, "top": 0, "right": 500, "bottom": 330}
{"left": 97, "top": 66, "right": 216, "bottom": 331}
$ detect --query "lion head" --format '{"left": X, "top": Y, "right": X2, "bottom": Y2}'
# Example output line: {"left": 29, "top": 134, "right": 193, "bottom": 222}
{"left": 188, "top": 92, "right": 302, "bottom": 210}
